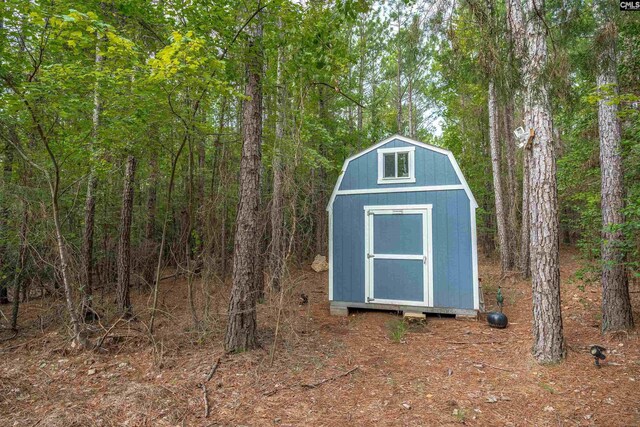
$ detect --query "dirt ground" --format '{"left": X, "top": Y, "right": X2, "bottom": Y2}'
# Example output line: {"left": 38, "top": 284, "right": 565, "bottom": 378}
{"left": 1, "top": 249, "right": 640, "bottom": 426}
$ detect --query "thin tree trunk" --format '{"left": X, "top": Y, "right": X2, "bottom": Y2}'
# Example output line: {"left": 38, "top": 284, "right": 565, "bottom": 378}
{"left": 270, "top": 32, "right": 286, "bottom": 292}
{"left": 224, "top": 16, "right": 263, "bottom": 352}
{"left": 488, "top": 80, "right": 512, "bottom": 271}
{"left": 522, "top": 0, "right": 565, "bottom": 362}
{"left": 0, "top": 135, "right": 14, "bottom": 305}
{"left": 81, "top": 42, "right": 100, "bottom": 315}
{"left": 503, "top": 102, "right": 519, "bottom": 262}
{"left": 116, "top": 155, "right": 136, "bottom": 317}
{"left": 594, "top": 2, "right": 633, "bottom": 332}
{"left": 10, "top": 203, "right": 27, "bottom": 331}
{"left": 357, "top": 20, "right": 365, "bottom": 142}
{"left": 408, "top": 79, "right": 415, "bottom": 138}
{"left": 143, "top": 152, "right": 158, "bottom": 288}
{"left": 396, "top": 2, "right": 403, "bottom": 134}
{"left": 81, "top": 174, "right": 97, "bottom": 314}
{"left": 315, "top": 87, "right": 328, "bottom": 256}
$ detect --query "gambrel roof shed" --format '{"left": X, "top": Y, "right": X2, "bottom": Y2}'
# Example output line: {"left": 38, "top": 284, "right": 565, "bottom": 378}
{"left": 326, "top": 135, "right": 479, "bottom": 316}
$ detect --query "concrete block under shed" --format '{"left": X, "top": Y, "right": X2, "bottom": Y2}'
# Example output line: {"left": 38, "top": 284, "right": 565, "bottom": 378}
{"left": 403, "top": 311, "right": 426, "bottom": 322}
{"left": 329, "top": 305, "right": 349, "bottom": 316}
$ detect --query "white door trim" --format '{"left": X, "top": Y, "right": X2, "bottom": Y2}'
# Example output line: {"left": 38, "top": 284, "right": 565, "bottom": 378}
{"left": 364, "top": 204, "right": 433, "bottom": 307}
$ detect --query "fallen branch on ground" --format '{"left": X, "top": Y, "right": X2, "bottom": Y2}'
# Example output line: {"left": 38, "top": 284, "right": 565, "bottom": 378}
{"left": 197, "top": 383, "right": 209, "bottom": 417}
{"left": 205, "top": 357, "right": 221, "bottom": 382}
{"left": 473, "top": 361, "right": 513, "bottom": 372}
{"left": 445, "top": 340, "right": 506, "bottom": 345}
{"left": 196, "top": 357, "right": 221, "bottom": 418}
{"left": 301, "top": 366, "right": 360, "bottom": 389}
{"left": 94, "top": 315, "right": 126, "bottom": 351}
{"left": 263, "top": 366, "right": 361, "bottom": 396}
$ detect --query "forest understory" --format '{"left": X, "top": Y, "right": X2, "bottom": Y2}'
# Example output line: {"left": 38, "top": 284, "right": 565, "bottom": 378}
{"left": 1, "top": 249, "right": 639, "bottom": 427}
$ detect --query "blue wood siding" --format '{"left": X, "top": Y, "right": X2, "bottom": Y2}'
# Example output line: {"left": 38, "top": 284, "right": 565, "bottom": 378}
{"left": 339, "top": 139, "right": 460, "bottom": 190}
{"left": 332, "top": 190, "right": 474, "bottom": 309}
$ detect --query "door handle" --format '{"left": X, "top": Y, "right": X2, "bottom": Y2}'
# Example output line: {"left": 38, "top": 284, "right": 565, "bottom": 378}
{"left": 367, "top": 253, "right": 375, "bottom": 259}
{"left": 423, "top": 255, "right": 427, "bottom": 264}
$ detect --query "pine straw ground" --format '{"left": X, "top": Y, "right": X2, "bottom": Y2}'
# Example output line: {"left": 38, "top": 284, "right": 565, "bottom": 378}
{"left": 1, "top": 249, "right": 640, "bottom": 426}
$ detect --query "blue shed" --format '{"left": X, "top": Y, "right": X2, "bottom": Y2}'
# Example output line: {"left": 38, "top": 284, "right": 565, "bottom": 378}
{"left": 327, "top": 135, "right": 479, "bottom": 317}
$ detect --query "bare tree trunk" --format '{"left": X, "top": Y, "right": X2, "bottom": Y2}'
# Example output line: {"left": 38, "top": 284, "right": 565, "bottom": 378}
{"left": 116, "top": 155, "right": 136, "bottom": 317}
{"left": 81, "top": 36, "right": 102, "bottom": 317}
{"left": 53, "top": 188, "right": 89, "bottom": 348}
{"left": 10, "top": 203, "right": 27, "bottom": 331}
{"left": 224, "top": 16, "right": 263, "bottom": 352}
{"left": 506, "top": 0, "right": 530, "bottom": 279}
{"left": 522, "top": 0, "right": 565, "bottom": 363}
{"left": 520, "top": 149, "right": 531, "bottom": 278}
{"left": 0, "top": 136, "right": 14, "bottom": 305}
{"left": 357, "top": 20, "right": 365, "bottom": 142}
{"left": 143, "top": 152, "right": 158, "bottom": 288}
{"left": 315, "top": 87, "right": 328, "bottom": 256}
{"left": 269, "top": 33, "right": 286, "bottom": 292}
{"left": 488, "top": 80, "right": 512, "bottom": 271}
{"left": 408, "top": 79, "right": 415, "bottom": 138}
{"left": 594, "top": 2, "right": 633, "bottom": 332}
{"left": 503, "top": 102, "right": 519, "bottom": 260}
{"left": 396, "top": 3, "right": 403, "bottom": 134}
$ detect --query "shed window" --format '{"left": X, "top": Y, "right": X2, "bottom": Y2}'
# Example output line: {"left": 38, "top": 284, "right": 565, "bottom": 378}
{"left": 377, "top": 147, "right": 415, "bottom": 184}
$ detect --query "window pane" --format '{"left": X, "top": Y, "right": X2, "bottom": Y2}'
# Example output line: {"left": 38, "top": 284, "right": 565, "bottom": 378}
{"left": 384, "top": 153, "right": 395, "bottom": 178}
{"left": 397, "top": 152, "right": 409, "bottom": 177}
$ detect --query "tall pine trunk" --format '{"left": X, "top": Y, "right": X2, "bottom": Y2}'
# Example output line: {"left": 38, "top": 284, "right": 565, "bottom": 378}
{"left": 396, "top": 4, "right": 403, "bottom": 134}
{"left": 594, "top": 2, "right": 633, "bottom": 332}
{"left": 506, "top": 0, "right": 530, "bottom": 279}
{"left": 523, "top": 0, "right": 565, "bottom": 362}
{"left": 520, "top": 149, "right": 531, "bottom": 278}
{"left": 224, "top": 16, "right": 263, "bottom": 352}
{"left": 116, "top": 155, "right": 136, "bottom": 317}
{"left": 488, "top": 80, "right": 512, "bottom": 271}
{"left": 503, "top": 102, "right": 519, "bottom": 261}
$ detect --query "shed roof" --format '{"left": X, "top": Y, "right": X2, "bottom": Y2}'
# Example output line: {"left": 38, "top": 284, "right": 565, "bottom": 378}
{"left": 326, "top": 135, "right": 478, "bottom": 210}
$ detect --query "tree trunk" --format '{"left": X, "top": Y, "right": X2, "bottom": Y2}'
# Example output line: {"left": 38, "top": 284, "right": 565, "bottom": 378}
{"left": 116, "top": 155, "right": 137, "bottom": 317}
{"left": 0, "top": 136, "right": 14, "bottom": 305}
{"left": 408, "top": 79, "right": 415, "bottom": 138}
{"left": 503, "top": 102, "right": 519, "bottom": 261}
{"left": 520, "top": 149, "right": 531, "bottom": 278}
{"left": 224, "top": 17, "right": 263, "bottom": 352}
{"left": 594, "top": 2, "right": 633, "bottom": 332}
{"left": 10, "top": 203, "right": 28, "bottom": 331}
{"left": 143, "top": 152, "right": 158, "bottom": 288}
{"left": 270, "top": 34, "right": 286, "bottom": 292}
{"left": 314, "top": 86, "right": 328, "bottom": 256}
{"left": 396, "top": 3, "right": 403, "bottom": 134}
{"left": 488, "top": 80, "right": 512, "bottom": 271}
{"left": 81, "top": 39, "right": 102, "bottom": 316}
{"left": 357, "top": 20, "right": 365, "bottom": 143}
{"left": 522, "top": 0, "right": 565, "bottom": 363}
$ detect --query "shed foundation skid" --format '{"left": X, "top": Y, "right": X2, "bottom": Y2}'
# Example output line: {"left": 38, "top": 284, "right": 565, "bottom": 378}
{"left": 330, "top": 301, "right": 477, "bottom": 317}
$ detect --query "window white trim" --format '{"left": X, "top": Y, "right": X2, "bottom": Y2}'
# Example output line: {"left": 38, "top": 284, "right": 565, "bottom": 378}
{"left": 364, "top": 204, "right": 433, "bottom": 307}
{"left": 377, "top": 146, "right": 415, "bottom": 184}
